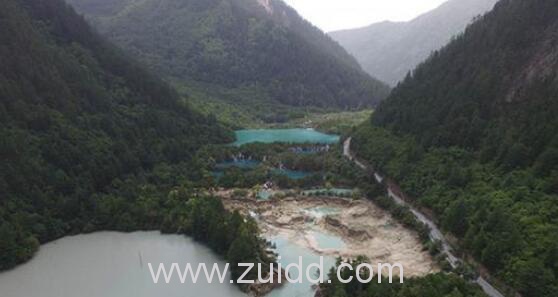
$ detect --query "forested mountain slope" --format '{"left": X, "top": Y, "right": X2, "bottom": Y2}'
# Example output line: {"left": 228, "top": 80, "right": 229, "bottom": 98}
{"left": 0, "top": 0, "right": 234, "bottom": 270}
{"left": 375, "top": 0, "right": 558, "bottom": 158}
{"left": 353, "top": 1, "right": 558, "bottom": 296}
{"left": 66, "top": 0, "right": 390, "bottom": 112}
{"left": 330, "top": 0, "right": 498, "bottom": 86}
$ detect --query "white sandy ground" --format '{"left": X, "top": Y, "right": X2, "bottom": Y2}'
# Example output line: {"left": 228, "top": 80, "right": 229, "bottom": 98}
{"left": 216, "top": 191, "right": 438, "bottom": 277}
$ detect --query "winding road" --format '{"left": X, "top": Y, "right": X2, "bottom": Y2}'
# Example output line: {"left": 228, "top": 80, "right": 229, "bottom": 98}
{"left": 343, "top": 137, "right": 505, "bottom": 297}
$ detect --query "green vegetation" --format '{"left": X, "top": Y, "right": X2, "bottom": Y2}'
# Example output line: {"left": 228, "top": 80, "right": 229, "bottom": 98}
{"left": 353, "top": 122, "right": 558, "bottom": 297}
{"left": 373, "top": 0, "right": 558, "bottom": 165}
{"left": 266, "top": 110, "right": 374, "bottom": 135}
{"left": 321, "top": 258, "right": 486, "bottom": 297}
{"left": 3, "top": 1, "right": 556, "bottom": 297}
{"left": 203, "top": 143, "right": 367, "bottom": 190}
{"left": 0, "top": 0, "right": 271, "bottom": 282}
{"left": 67, "top": 0, "right": 390, "bottom": 116}
{"left": 351, "top": 1, "right": 558, "bottom": 296}
{"left": 181, "top": 82, "right": 339, "bottom": 128}
{"left": 185, "top": 87, "right": 264, "bottom": 129}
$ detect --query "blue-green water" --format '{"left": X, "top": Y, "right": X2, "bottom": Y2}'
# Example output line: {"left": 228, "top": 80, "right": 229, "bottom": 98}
{"left": 268, "top": 236, "right": 336, "bottom": 297}
{"left": 257, "top": 190, "right": 273, "bottom": 200}
{"left": 304, "top": 207, "right": 341, "bottom": 219}
{"left": 211, "top": 171, "right": 224, "bottom": 179}
{"left": 272, "top": 168, "right": 312, "bottom": 180}
{"left": 309, "top": 231, "right": 346, "bottom": 250}
{"left": 233, "top": 129, "right": 340, "bottom": 146}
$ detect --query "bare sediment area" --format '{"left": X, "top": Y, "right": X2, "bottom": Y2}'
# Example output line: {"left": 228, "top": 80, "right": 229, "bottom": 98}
{"left": 218, "top": 191, "right": 437, "bottom": 277}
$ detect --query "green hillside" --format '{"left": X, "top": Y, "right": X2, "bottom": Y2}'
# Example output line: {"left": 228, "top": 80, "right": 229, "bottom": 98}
{"left": 66, "top": 0, "right": 390, "bottom": 117}
{"left": 353, "top": 1, "right": 558, "bottom": 296}
{"left": 0, "top": 0, "right": 241, "bottom": 271}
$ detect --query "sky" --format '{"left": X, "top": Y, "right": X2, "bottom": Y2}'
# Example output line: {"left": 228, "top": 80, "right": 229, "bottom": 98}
{"left": 283, "top": 0, "right": 449, "bottom": 32}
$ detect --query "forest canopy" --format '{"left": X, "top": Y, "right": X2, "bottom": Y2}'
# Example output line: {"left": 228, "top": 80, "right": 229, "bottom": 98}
{"left": 0, "top": 0, "right": 235, "bottom": 271}
{"left": 353, "top": 1, "right": 558, "bottom": 296}
{"left": 66, "top": 0, "right": 390, "bottom": 111}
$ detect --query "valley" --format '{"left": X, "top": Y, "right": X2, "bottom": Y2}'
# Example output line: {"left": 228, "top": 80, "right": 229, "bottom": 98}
{"left": 0, "top": 121, "right": 443, "bottom": 297}
{"left": 2, "top": 1, "right": 557, "bottom": 297}
{"left": 197, "top": 124, "right": 486, "bottom": 296}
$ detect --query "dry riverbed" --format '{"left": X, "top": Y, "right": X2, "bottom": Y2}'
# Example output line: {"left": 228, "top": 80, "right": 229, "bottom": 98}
{"left": 217, "top": 190, "right": 437, "bottom": 277}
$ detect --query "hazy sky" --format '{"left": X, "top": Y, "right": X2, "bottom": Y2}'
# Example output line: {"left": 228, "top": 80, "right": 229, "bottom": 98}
{"left": 283, "top": 0, "right": 449, "bottom": 32}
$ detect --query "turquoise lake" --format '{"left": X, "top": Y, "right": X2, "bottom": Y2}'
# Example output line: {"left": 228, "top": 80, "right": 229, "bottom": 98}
{"left": 232, "top": 129, "right": 340, "bottom": 146}
{"left": 212, "top": 160, "right": 313, "bottom": 181}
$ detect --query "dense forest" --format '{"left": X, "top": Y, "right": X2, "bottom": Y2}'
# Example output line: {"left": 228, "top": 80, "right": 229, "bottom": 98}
{"left": 353, "top": 0, "right": 558, "bottom": 296}
{"left": 66, "top": 0, "right": 390, "bottom": 115}
{"left": 0, "top": 0, "right": 270, "bottom": 279}
{"left": 321, "top": 258, "right": 486, "bottom": 297}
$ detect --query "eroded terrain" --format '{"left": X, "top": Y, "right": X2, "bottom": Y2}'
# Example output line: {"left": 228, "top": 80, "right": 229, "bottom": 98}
{"left": 218, "top": 191, "right": 437, "bottom": 277}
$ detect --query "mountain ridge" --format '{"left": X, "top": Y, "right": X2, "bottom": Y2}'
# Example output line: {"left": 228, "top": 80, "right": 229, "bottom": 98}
{"left": 67, "top": 0, "right": 390, "bottom": 114}
{"left": 0, "top": 0, "right": 230, "bottom": 270}
{"left": 330, "top": 0, "right": 499, "bottom": 85}
{"left": 354, "top": 0, "right": 558, "bottom": 296}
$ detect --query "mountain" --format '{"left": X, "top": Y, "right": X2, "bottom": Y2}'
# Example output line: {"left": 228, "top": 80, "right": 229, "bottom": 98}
{"left": 330, "top": 0, "right": 499, "bottom": 86}
{"left": 0, "top": 0, "right": 231, "bottom": 270}
{"left": 353, "top": 0, "right": 558, "bottom": 296}
{"left": 66, "top": 0, "right": 390, "bottom": 118}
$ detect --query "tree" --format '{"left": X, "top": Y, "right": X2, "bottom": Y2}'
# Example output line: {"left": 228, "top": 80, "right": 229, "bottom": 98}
{"left": 511, "top": 258, "right": 557, "bottom": 297}
{"left": 227, "top": 224, "right": 259, "bottom": 280}
{"left": 443, "top": 199, "right": 468, "bottom": 237}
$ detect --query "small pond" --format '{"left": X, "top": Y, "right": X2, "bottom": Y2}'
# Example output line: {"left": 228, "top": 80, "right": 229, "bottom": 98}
{"left": 309, "top": 231, "right": 346, "bottom": 250}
